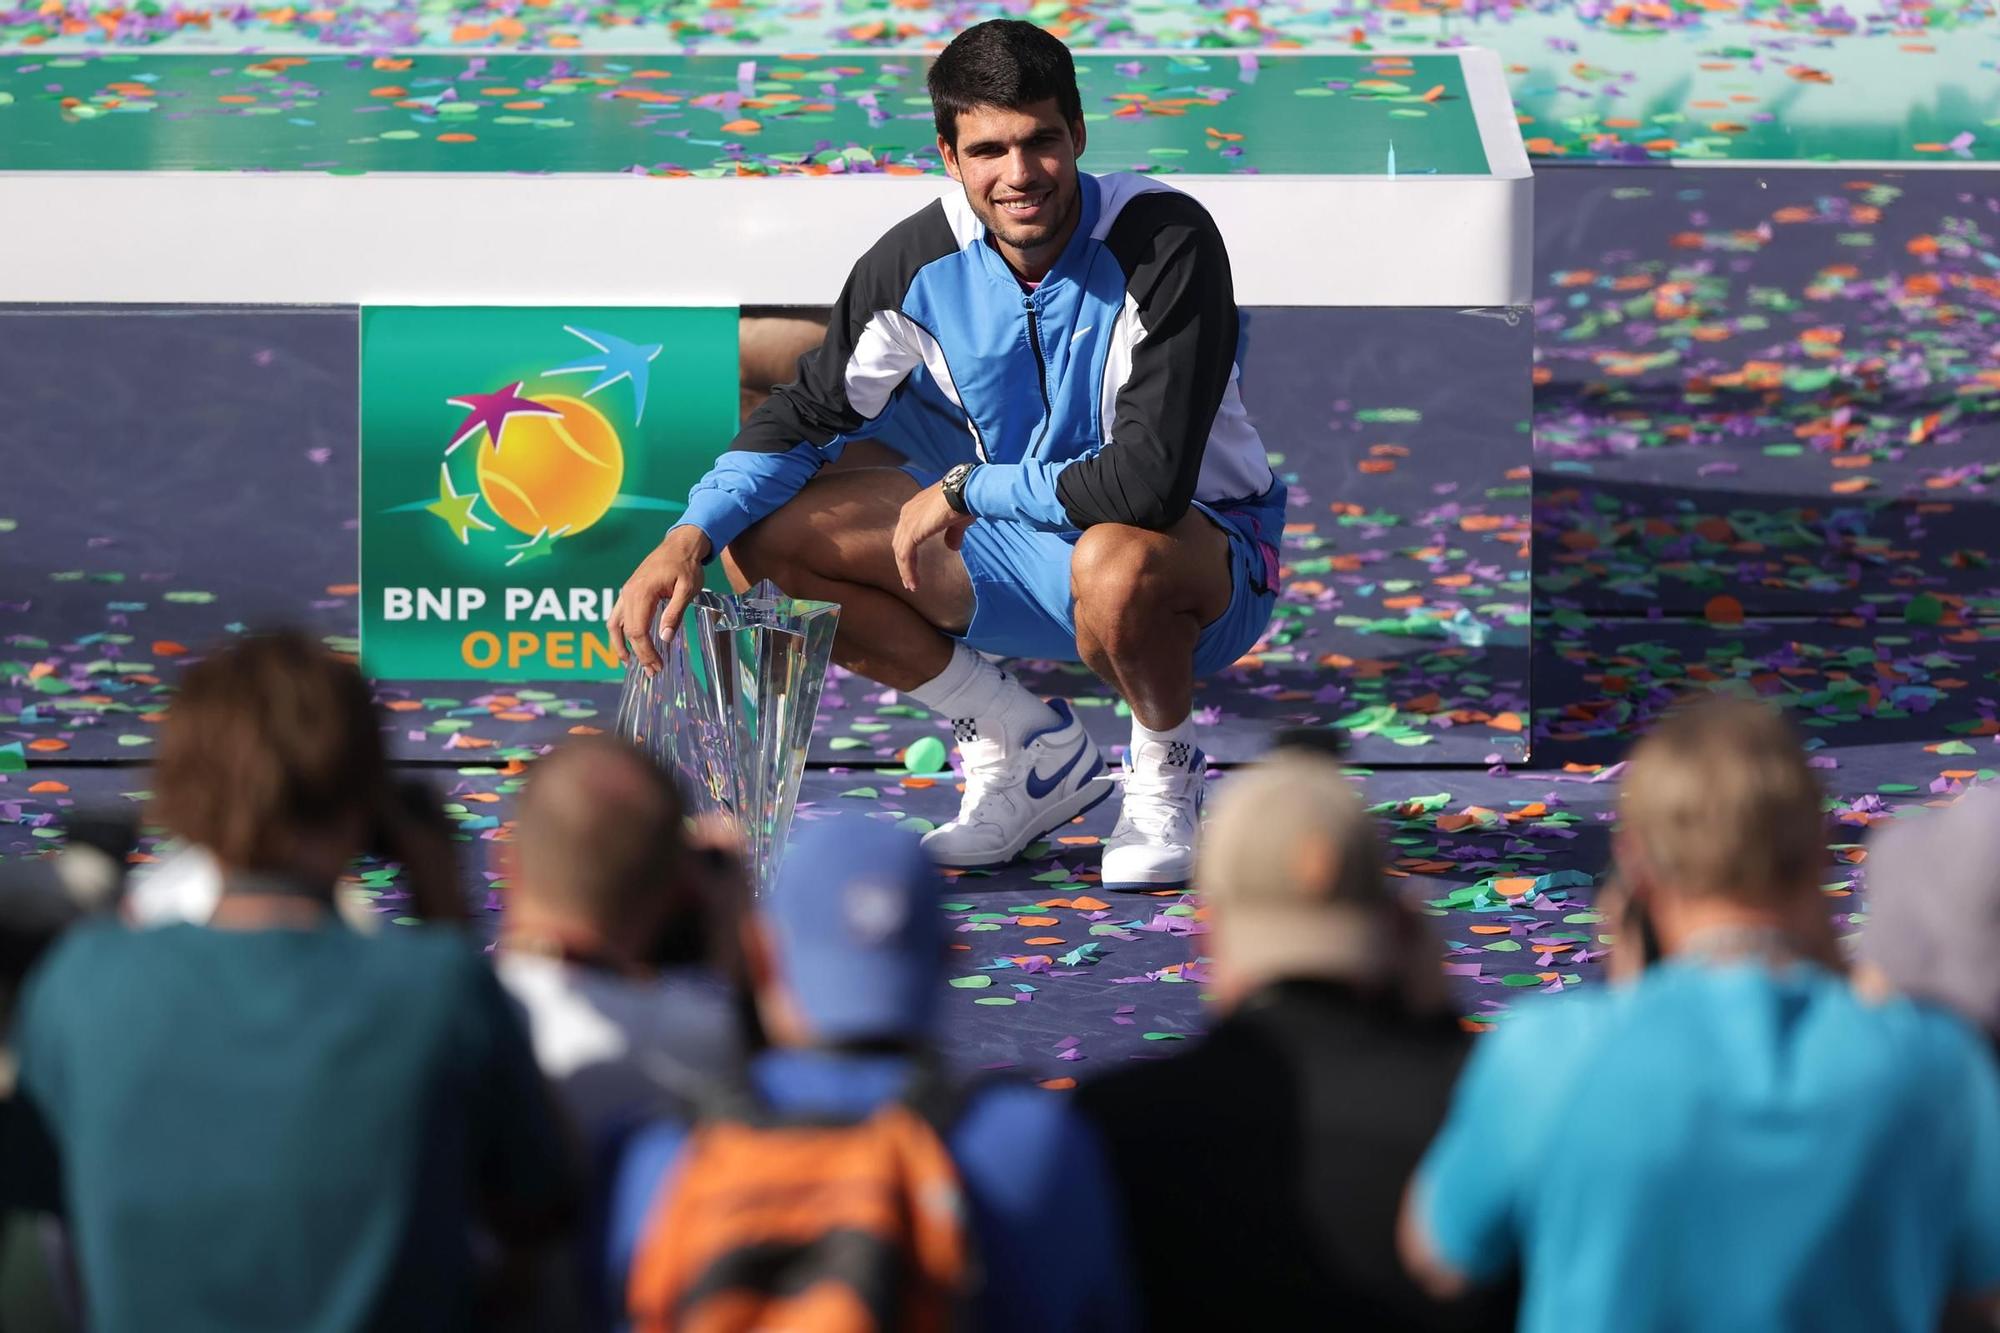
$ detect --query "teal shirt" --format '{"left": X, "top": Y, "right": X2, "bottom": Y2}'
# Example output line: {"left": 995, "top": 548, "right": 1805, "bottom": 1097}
{"left": 1417, "top": 959, "right": 2000, "bottom": 1333}
{"left": 12, "top": 919, "right": 572, "bottom": 1333}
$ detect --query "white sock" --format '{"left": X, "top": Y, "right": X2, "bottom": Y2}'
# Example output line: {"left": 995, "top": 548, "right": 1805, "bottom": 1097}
{"left": 1129, "top": 714, "right": 1198, "bottom": 770}
{"left": 907, "top": 643, "right": 1058, "bottom": 749}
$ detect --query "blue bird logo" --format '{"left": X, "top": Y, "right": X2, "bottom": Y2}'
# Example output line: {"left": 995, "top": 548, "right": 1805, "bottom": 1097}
{"left": 542, "top": 324, "right": 665, "bottom": 424}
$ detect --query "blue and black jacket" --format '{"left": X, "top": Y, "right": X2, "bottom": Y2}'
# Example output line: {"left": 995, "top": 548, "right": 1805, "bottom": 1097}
{"left": 678, "top": 171, "right": 1285, "bottom": 584}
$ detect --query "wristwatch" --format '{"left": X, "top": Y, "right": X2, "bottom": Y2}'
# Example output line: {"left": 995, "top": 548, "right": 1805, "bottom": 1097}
{"left": 940, "top": 461, "right": 979, "bottom": 516}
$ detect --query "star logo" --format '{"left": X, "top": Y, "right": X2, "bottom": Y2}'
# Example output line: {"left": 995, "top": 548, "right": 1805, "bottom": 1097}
{"left": 504, "top": 524, "right": 569, "bottom": 568}
{"left": 543, "top": 325, "right": 665, "bottom": 424}
{"left": 443, "top": 381, "right": 562, "bottom": 457}
{"left": 424, "top": 463, "right": 495, "bottom": 544}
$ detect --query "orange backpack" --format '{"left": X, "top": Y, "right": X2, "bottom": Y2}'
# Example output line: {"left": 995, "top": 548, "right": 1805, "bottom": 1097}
{"left": 627, "top": 1065, "right": 976, "bottom": 1333}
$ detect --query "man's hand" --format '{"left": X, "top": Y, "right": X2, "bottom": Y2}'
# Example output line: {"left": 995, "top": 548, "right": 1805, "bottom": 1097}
{"left": 608, "top": 526, "right": 712, "bottom": 674}
{"left": 892, "top": 483, "right": 974, "bottom": 592}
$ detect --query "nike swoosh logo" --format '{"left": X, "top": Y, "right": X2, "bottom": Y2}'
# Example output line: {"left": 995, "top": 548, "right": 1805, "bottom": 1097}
{"left": 1070, "top": 325, "right": 1093, "bottom": 343}
{"left": 1024, "top": 743, "right": 1088, "bottom": 801}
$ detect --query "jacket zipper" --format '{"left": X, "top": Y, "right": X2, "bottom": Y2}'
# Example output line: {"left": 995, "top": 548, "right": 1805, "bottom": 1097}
{"left": 1023, "top": 295, "right": 1052, "bottom": 435}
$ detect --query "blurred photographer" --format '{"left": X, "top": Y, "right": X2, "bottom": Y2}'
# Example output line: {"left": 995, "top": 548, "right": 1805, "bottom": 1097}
{"left": 6, "top": 630, "right": 574, "bottom": 1333}
{"left": 494, "top": 736, "right": 744, "bottom": 1152}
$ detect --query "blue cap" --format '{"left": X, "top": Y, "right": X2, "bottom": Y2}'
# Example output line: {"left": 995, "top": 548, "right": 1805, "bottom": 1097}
{"left": 767, "top": 816, "right": 944, "bottom": 1043}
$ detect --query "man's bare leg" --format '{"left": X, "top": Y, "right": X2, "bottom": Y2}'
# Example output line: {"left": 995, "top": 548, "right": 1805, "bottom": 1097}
{"left": 717, "top": 440, "right": 912, "bottom": 595}
{"left": 738, "top": 309, "right": 832, "bottom": 422}
{"left": 722, "top": 467, "right": 968, "bottom": 691}
{"left": 728, "top": 472, "right": 1111, "bottom": 869}
{"left": 1069, "top": 513, "right": 1234, "bottom": 731}
{"left": 1068, "top": 512, "right": 1237, "bottom": 890}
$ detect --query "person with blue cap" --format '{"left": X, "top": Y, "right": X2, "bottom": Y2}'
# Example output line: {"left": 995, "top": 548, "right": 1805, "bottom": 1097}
{"left": 603, "top": 814, "right": 1136, "bottom": 1332}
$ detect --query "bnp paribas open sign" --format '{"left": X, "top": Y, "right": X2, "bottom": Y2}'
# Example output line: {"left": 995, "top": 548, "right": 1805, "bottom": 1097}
{"left": 360, "top": 307, "right": 737, "bottom": 680}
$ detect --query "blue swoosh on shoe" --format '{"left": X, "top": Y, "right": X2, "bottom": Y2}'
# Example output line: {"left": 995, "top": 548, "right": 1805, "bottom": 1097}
{"left": 1024, "top": 741, "right": 1090, "bottom": 801}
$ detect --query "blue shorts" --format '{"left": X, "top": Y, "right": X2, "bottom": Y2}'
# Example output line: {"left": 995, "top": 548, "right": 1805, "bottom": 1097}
{"left": 900, "top": 462, "right": 1282, "bottom": 676}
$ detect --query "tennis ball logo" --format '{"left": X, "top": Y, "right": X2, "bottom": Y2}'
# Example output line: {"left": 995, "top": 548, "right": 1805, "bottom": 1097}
{"left": 474, "top": 393, "right": 624, "bottom": 537}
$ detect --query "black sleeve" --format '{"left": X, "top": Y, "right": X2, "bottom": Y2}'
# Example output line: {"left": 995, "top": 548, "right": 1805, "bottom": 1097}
{"left": 732, "top": 200, "right": 960, "bottom": 455}
{"left": 1054, "top": 192, "right": 1239, "bottom": 530}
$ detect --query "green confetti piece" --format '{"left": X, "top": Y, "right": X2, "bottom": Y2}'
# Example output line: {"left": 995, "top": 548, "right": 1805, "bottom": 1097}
{"left": 162, "top": 590, "right": 216, "bottom": 604}
{"left": 1904, "top": 593, "right": 1944, "bottom": 625}
{"left": 973, "top": 996, "right": 1017, "bottom": 1006}
{"left": 949, "top": 975, "right": 993, "bottom": 989}
{"left": 1933, "top": 740, "right": 1977, "bottom": 756}
{"left": 1142, "top": 1032, "right": 1186, "bottom": 1041}
{"left": 1500, "top": 974, "right": 1544, "bottom": 987}
{"left": 939, "top": 903, "right": 975, "bottom": 913}
{"left": 1877, "top": 783, "right": 1918, "bottom": 794}
{"left": 0, "top": 743, "right": 24, "bottom": 772}
{"left": 828, "top": 737, "right": 868, "bottom": 750}
{"left": 117, "top": 734, "right": 152, "bottom": 747}
{"left": 904, "top": 735, "right": 948, "bottom": 774}
{"left": 839, "top": 787, "right": 880, "bottom": 799}
{"left": 1483, "top": 939, "right": 1523, "bottom": 952}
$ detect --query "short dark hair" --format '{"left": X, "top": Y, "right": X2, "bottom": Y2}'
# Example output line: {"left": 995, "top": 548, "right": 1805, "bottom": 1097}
{"left": 514, "top": 735, "right": 688, "bottom": 930}
{"left": 154, "top": 629, "right": 387, "bottom": 871}
{"left": 927, "top": 20, "right": 1083, "bottom": 147}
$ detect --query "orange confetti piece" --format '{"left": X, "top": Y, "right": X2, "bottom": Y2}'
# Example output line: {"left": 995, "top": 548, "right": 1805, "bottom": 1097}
{"left": 1705, "top": 594, "right": 1745, "bottom": 625}
{"left": 1024, "top": 937, "right": 1065, "bottom": 946}
{"left": 26, "top": 739, "right": 67, "bottom": 752}
{"left": 1068, "top": 896, "right": 1110, "bottom": 911}
{"left": 719, "top": 118, "right": 762, "bottom": 133}
{"left": 28, "top": 781, "right": 68, "bottom": 794}
{"left": 1015, "top": 916, "right": 1060, "bottom": 928}
{"left": 437, "top": 132, "right": 477, "bottom": 143}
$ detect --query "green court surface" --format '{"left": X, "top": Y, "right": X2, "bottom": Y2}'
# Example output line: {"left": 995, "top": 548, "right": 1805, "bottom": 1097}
{"left": 0, "top": 50, "right": 1496, "bottom": 176}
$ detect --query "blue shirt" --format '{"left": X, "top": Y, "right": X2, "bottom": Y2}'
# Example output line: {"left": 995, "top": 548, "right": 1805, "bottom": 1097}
{"left": 606, "top": 1048, "right": 1138, "bottom": 1333}
{"left": 1416, "top": 959, "right": 2000, "bottom": 1333}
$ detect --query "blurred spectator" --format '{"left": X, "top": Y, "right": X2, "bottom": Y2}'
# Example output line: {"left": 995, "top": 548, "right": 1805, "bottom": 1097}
{"left": 0, "top": 815, "right": 134, "bottom": 1332}
{"left": 4, "top": 630, "right": 574, "bottom": 1333}
{"left": 1403, "top": 694, "right": 2000, "bottom": 1331}
{"left": 606, "top": 815, "right": 1136, "bottom": 1332}
{"left": 1857, "top": 784, "right": 2000, "bottom": 1333}
{"left": 1077, "top": 752, "right": 1514, "bottom": 1332}
{"left": 1857, "top": 783, "right": 2000, "bottom": 1048}
{"left": 496, "top": 735, "right": 740, "bottom": 1150}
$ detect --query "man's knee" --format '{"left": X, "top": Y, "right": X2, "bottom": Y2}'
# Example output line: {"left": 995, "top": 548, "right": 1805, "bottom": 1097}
{"left": 1070, "top": 524, "right": 1175, "bottom": 613}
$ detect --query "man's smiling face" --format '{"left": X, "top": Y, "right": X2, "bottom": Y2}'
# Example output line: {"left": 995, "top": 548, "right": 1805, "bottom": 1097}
{"left": 938, "top": 97, "right": 1086, "bottom": 278}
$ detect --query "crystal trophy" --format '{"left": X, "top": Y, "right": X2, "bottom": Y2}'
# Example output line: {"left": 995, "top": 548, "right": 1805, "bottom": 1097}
{"left": 615, "top": 580, "right": 839, "bottom": 894}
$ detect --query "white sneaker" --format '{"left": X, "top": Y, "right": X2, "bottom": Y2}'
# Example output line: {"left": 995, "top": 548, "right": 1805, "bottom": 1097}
{"left": 920, "top": 699, "right": 1112, "bottom": 869}
{"left": 1101, "top": 738, "right": 1206, "bottom": 890}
